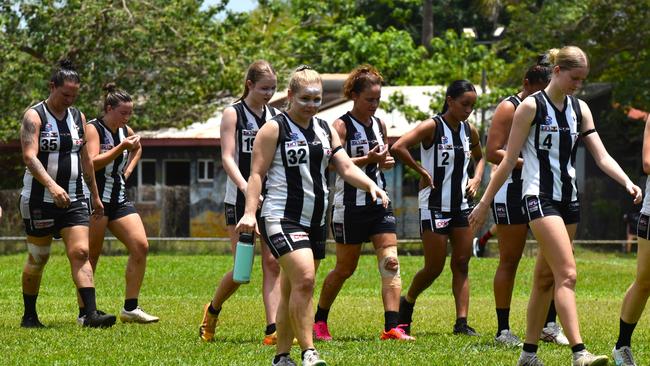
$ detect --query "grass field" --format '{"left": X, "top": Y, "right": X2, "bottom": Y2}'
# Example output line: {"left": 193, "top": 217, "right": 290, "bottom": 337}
{"left": 0, "top": 246, "right": 648, "bottom": 365}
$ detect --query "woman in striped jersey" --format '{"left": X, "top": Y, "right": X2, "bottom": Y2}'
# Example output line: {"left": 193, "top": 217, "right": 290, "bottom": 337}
{"left": 612, "top": 113, "right": 650, "bottom": 366}
{"left": 86, "top": 83, "right": 158, "bottom": 324}
{"left": 392, "top": 80, "right": 485, "bottom": 337}
{"left": 469, "top": 46, "right": 641, "bottom": 366}
{"left": 313, "top": 65, "right": 412, "bottom": 342}
{"left": 485, "top": 57, "right": 569, "bottom": 347}
{"left": 18, "top": 59, "right": 116, "bottom": 328}
{"left": 237, "top": 66, "right": 389, "bottom": 366}
{"left": 199, "top": 60, "right": 282, "bottom": 344}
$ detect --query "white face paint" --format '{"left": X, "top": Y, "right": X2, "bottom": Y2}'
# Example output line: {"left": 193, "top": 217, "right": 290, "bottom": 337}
{"left": 294, "top": 86, "right": 323, "bottom": 108}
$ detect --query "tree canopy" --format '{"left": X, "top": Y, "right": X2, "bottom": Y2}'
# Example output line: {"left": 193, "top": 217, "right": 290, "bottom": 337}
{"left": 0, "top": 0, "right": 647, "bottom": 141}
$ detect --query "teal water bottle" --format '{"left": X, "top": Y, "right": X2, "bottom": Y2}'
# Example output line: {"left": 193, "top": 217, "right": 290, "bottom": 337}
{"left": 233, "top": 233, "right": 255, "bottom": 284}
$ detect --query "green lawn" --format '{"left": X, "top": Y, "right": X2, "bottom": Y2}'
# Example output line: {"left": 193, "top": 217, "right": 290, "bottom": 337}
{"left": 0, "top": 246, "right": 648, "bottom": 365}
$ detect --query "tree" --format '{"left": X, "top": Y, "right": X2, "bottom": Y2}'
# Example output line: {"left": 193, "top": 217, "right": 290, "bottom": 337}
{"left": 0, "top": 0, "right": 229, "bottom": 140}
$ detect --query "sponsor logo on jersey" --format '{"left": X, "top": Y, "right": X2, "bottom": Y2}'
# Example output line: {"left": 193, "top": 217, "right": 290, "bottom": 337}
{"left": 495, "top": 204, "right": 507, "bottom": 218}
{"left": 246, "top": 121, "right": 255, "bottom": 129}
{"left": 354, "top": 132, "right": 363, "bottom": 140}
{"left": 44, "top": 123, "right": 53, "bottom": 132}
{"left": 540, "top": 125, "right": 558, "bottom": 132}
{"left": 542, "top": 115, "right": 553, "bottom": 125}
{"left": 289, "top": 132, "right": 300, "bottom": 141}
{"left": 441, "top": 136, "right": 448, "bottom": 144}
{"left": 242, "top": 129, "right": 257, "bottom": 136}
{"left": 286, "top": 140, "right": 307, "bottom": 147}
{"left": 100, "top": 144, "right": 114, "bottom": 151}
{"left": 350, "top": 139, "right": 368, "bottom": 146}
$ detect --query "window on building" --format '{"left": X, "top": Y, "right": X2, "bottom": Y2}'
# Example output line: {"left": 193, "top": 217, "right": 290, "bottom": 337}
{"left": 198, "top": 159, "right": 214, "bottom": 182}
{"left": 138, "top": 160, "right": 157, "bottom": 202}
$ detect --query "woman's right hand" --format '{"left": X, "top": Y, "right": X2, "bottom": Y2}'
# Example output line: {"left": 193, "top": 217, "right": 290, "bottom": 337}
{"left": 120, "top": 135, "right": 141, "bottom": 151}
{"left": 235, "top": 213, "right": 259, "bottom": 235}
{"left": 48, "top": 183, "right": 71, "bottom": 208}
{"left": 422, "top": 170, "right": 434, "bottom": 189}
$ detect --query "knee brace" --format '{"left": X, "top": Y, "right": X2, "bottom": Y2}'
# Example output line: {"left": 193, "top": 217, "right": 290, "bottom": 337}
{"left": 377, "top": 246, "right": 401, "bottom": 289}
{"left": 25, "top": 243, "right": 50, "bottom": 275}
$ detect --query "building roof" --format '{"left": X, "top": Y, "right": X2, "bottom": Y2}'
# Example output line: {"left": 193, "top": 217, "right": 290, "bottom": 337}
{"left": 139, "top": 84, "right": 487, "bottom": 147}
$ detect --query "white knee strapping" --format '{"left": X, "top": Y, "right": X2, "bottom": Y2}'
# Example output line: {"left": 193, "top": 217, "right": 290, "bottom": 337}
{"left": 27, "top": 243, "right": 51, "bottom": 265}
{"left": 377, "top": 246, "right": 401, "bottom": 288}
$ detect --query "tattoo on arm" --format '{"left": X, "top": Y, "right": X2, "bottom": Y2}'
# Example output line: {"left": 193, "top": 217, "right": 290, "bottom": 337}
{"left": 21, "top": 116, "right": 36, "bottom": 147}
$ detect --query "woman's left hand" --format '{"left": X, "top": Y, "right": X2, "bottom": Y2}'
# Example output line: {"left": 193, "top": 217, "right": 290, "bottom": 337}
{"left": 468, "top": 201, "right": 488, "bottom": 234}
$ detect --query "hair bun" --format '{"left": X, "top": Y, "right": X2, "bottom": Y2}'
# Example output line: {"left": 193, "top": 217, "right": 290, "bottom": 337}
{"left": 103, "top": 82, "right": 117, "bottom": 93}
{"left": 58, "top": 58, "right": 75, "bottom": 71}
{"left": 537, "top": 53, "right": 551, "bottom": 66}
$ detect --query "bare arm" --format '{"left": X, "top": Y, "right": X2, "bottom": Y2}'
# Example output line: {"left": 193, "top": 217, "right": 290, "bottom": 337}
{"left": 123, "top": 126, "right": 142, "bottom": 179}
{"left": 486, "top": 100, "right": 524, "bottom": 169}
{"left": 86, "top": 122, "right": 139, "bottom": 171}
{"left": 465, "top": 124, "right": 484, "bottom": 198}
{"left": 643, "top": 114, "right": 650, "bottom": 175}
{"left": 220, "top": 107, "right": 248, "bottom": 193}
{"left": 80, "top": 114, "right": 104, "bottom": 216}
{"left": 20, "top": 109, "right": 70, "bottom": 207}
{"left": 235, "top": 121, "right": 279, "bottom": 234}
{"left": 580, "top": 100, "right": 642, "bottom": 204}
{"left": 390, "top": 118, "right": 437, "bottom": 188}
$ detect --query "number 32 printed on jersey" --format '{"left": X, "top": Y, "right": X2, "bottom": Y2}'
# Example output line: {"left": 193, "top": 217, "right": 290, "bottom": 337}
{"left": 285, "top": 140, "right": 308, "bottom": 166}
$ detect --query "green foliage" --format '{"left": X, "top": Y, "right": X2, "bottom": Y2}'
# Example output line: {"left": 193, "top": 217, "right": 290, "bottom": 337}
{"left": 0, "top": 0, "right": 227, "bottom": 140}
{"left": 502, "top": 0, "right": 650, "bottom": 109}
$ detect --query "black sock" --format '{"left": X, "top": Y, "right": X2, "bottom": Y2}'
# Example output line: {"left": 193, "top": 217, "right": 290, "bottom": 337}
{"left": 496, "top": 308, "right": 510, "bottom": 335}
{"left": 384, "top": 311, "right": 399, "bottom": 331}
{"left": 314, "top": 306, "right": 329, "bottom": 323}
{"left": 455, "top": 317, "right": 468, "bottom": 327}
{"left": 301, "top": 348, "right": 315, "bottom": 359}
{"left": 523, "top": 343, "right": 538, "bottom": 353}
{"left": 616, "top": 318, "right": 637, "bottom": 349}
{"left": 571, "top": 343, "right": 586, "bottom": 353}
{"left": 78, "top": 287, "right": 97, "bottom": 314}
{"left": 265, "top": 323, "right": 277, "bottom": 336}
{"left": 23, "top": 293, "right": 38, "bottom": 317}
{"left": 398, "top": 296, "right": 415, "bottom": 324}
{"left": 207, "top": 302, "right": 221, "bottom": 317}
{"left": 124, "top": 298, "right": 138, "bottom": 311}
{"left": 78, "top": 307, "right": 85, "bottom": 318}
{"left": 546, "top": 300, "right": 557, "bottom": 325}
{"left": 273, "top": 353, "right": 290, "bottom": 363}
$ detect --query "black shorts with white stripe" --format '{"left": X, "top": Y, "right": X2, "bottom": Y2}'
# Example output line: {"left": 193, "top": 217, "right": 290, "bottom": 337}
{"left": 522, "top": 195, "right": 580, "bottom": 224}
{"left": 419, "top": 208, "right": 471, "bottom": 235}
{"left": 491, "top": 201, "right": 527, "bottom": 225}
{"left": 330, "top": 204, "right": 396, "bottom": 245}
{"left": 19, "top": 195, "right": 90, "bottom": 238}
{"left": 260, "top": 217, "right": 326, "bottom": 260}
{"left": 224, "top": 203, "right": 261, "bottom": 226}
{"left": 103, "top": 200, "right": 138, "bottom": 222}
{"left": 637, "top": 213, "right": 650, "bottom": 240}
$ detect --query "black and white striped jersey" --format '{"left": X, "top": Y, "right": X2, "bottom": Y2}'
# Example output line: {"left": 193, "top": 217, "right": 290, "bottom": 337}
{"left": 21, "top": 101, "right": 88, "bottom": 203}
{"left": 419, "top": 114, "right": 473, "bottom": 211}
{"left": 261, "top": 113, "right": 334, "bottom": 227}
{"left": 224, "top": 101, "right": 279, "bottom": 207}
{"left": 494, "top": 95, "right": 523, "bottom": 206}
{"left": 88, "top": 118, "right": 128, "bottom": 204}
{"left": 521, "top": 91, "right": 582, "bottom": 201}
{"left": 333, "top": 112, "right": 386, "bottom": 207}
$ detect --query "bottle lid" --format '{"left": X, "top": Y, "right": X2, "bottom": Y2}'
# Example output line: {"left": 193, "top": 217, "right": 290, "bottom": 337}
{"left": 239, "top": 232, "right": 254, "bottom": 243}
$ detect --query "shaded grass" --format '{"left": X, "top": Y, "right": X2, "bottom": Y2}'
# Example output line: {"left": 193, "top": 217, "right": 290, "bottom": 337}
{"left": 0, "top": 246, "right": 648, "bottom": 365}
